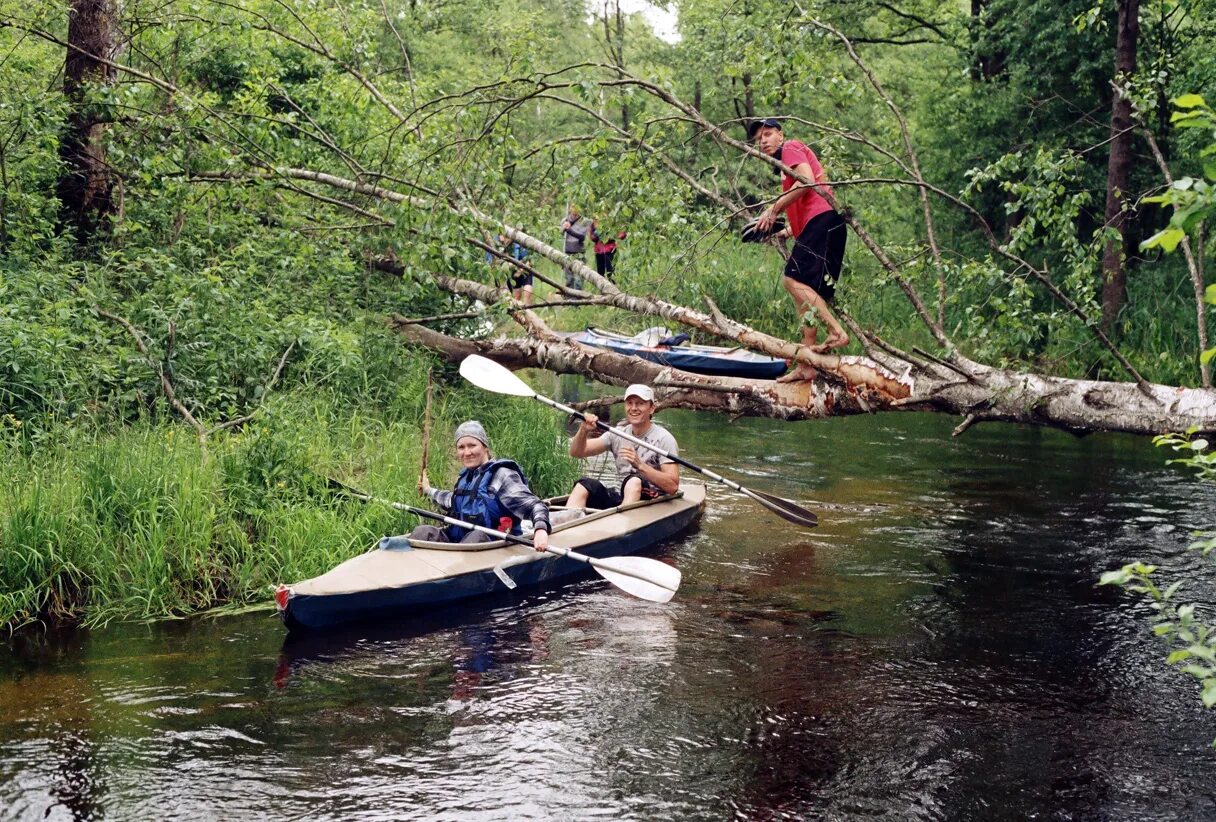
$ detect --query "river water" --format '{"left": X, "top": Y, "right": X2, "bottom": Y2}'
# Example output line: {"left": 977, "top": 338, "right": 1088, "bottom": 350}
{"left": 3, "top": 412, "right": 1216, "bottom": 820}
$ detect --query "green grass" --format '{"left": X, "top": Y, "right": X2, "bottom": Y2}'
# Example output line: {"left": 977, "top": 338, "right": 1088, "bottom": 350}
{"left": 0, "top": 380, "right": 579, "bottom": 630}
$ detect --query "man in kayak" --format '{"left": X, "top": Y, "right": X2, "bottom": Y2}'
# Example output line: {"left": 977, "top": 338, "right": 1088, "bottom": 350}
{"left": 566, "top": 384, "right": 680, "bottom": 510}
{"left": 748, "top": 117, "right": 849, "bottom": 382}
{"left": 416, "top": 420, "right": 551, "bottom": 552}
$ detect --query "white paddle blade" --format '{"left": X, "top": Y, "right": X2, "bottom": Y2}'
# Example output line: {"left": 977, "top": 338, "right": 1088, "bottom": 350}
{"left": 492, "top": 553, "right": 538, "bottom": 590}
{"left": 590, "top": 556, "right": 682, "bottom": 603}
{"left": 493, "top": 564, "right": 519, "bottom": 589}
{"left": 459, "top": 355, "right": 537, "bottom": 398}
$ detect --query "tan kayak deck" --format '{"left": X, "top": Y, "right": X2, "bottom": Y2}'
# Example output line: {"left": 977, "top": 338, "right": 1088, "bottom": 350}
{"left": 292, "top": 482, "right": 706, "bottom": 597}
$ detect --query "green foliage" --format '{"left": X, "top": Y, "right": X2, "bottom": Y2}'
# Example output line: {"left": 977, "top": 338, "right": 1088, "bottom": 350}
{"left": 1141, "top": 94, "right": 1216, "bottom": 368}
{"left": 1099, "top": 553, "right": 1216, "bottom": 713}
{"left": 1102, "top": 428, "right": 1216, "bottom": 723}
{"left": 1155, "top": 428, "right": 1216, "bottom": 482}
{"left": 1100, "top": 89, "right": 1216, "bottom": 720}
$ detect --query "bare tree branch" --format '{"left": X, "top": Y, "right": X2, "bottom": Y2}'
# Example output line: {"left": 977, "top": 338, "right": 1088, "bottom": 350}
{"left": 1140, "top": 127, "right": 1210, "bottom": 388}
{"left": 94, "top": 306, "right": 208, "bottom": 443}
{"left": 208, "top": 341, "right": 298, "bottom": 435}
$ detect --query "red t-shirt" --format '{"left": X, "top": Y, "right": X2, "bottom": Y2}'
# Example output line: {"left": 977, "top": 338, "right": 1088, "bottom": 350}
{"left": 780, "top": 140, "right": 834, "bottom": 237}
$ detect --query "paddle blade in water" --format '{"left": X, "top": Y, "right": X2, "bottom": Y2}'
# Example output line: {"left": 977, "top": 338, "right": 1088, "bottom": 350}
{"left": 589, "top": 556, "right": 682, "bottom": 603}
{"left": 742, "top": 488, "right": 819, "bottom": 528}
{"left": 459, "top": 355, "right": 537, "bottom": 398}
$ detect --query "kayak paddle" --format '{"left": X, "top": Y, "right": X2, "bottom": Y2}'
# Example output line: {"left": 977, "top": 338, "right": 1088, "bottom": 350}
{"left": 327, "top": 478, "right": 681, "bottom": 603}
{"left": 458, "top": 354, "right": 819, "bottom": 528}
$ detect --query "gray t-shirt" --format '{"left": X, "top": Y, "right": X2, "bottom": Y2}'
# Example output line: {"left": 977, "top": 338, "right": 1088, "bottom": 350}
{"left": 604, "top": 421, "right": 678, "bottom": 480}
{"left": 563, "top": 216, "right": 589, "bottom": 254}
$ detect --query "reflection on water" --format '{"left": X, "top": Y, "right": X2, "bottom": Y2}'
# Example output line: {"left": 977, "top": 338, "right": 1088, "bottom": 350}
{"left": 4, "top": 413, "right": 1216, "bottom": 819}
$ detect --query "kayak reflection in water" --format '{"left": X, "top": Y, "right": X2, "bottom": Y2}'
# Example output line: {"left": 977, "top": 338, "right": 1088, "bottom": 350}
{"left": 451, "top": 616, "right": 552, "bottom": 703}
{"left": 417, "top": 420, "right": 552, "bottom": 553}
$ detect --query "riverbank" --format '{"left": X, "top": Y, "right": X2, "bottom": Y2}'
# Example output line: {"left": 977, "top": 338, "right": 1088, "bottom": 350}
{"left": 0, "top": 386, "right": 579, "bottom": 631}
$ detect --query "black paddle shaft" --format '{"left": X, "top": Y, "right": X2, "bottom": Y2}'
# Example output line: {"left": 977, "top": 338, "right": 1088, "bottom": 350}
{"left": 540, "top": 395, "right": 818, "bottom": 527}
{"left": 327, "top": 478, "right": 538, "bottom": 548}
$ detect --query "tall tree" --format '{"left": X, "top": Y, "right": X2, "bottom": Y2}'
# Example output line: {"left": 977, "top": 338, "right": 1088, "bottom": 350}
{"left": 57, "top": 0, "right": 118, "bottom": 244}
{"left": 600, "top": 0, "right": 629, "bottom": 129}
{"left": 1100, "top": 0, "right": 1141, "bottom": 333}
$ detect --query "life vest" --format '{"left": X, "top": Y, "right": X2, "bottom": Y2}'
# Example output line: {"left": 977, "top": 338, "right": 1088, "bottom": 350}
{"left": 446, "top": 459, "right": 525, "bottom": 540}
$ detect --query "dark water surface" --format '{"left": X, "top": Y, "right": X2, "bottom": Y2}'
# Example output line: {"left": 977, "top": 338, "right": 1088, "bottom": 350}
{"left": 4, "top": 412, "right": 1216, "bottom": 820}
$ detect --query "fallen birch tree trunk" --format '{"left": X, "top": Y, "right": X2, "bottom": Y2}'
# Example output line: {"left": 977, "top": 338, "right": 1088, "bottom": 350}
{"left": 391, "top": 315, "right": 1216, "bottom": 436}
{"left": 216, "top": 168, "right": 1216, "bottom": 438}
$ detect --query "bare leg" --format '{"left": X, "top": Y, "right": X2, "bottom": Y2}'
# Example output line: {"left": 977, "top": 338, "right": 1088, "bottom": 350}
{"left": 622, "top": 476, "right": 643, "bottom": 505}
{"left": 567, "top": 483, "right": 590, "bottom": 509}
{"left": 776, "top": 277, "right": 849, "bottom": 382}
{"left": 521, "top": 284, "right": 533, "bottom": 305}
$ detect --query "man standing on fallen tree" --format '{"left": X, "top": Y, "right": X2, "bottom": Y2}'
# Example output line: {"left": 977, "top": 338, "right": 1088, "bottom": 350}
{"left": 749, "top": 117, "right": 850, "bottom": 382}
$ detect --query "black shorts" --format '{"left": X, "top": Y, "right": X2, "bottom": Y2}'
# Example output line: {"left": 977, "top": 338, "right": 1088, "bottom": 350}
{"left": 507, "top": 272, "right": 533, "bottom": 291}
{"left": 573, "top": 475, "right": 659, "bottom": 509}
{"left": 784, "top": 210, "right": 846, "bottom": 301}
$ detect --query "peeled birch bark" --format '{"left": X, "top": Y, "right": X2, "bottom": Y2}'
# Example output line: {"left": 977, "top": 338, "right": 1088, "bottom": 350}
{"left": 390, "top": 307, "right": 1216, "bottom": 437}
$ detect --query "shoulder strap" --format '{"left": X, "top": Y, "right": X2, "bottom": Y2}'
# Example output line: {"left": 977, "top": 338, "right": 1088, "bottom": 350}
{"left": 483, "top": 458, "right": 525, "bottom": 486}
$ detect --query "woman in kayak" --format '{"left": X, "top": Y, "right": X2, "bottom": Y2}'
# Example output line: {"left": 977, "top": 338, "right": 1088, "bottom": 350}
{"left": 415, "top": 420, "right": 551, "bottom": 552}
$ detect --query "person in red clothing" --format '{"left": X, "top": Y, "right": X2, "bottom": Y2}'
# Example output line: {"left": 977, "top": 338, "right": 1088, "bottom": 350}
{"left": 591, "top": 221, "right": 626, "bottom": 280}
{"left": 749, "top": 117, "right": 849, "bottom": 382}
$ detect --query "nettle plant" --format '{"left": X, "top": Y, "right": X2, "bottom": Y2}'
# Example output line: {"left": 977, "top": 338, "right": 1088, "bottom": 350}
{"left": 1100, "top": 428, "right": 1216, "bottom": 712}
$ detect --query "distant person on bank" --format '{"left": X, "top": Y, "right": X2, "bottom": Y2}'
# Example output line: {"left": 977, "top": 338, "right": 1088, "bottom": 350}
{"left": 566, "top": 384, "right": 680, "bottom": 509}
{"left": 749, "top": 117, "right": 849, "bottom": 382}
{"left": 561, "top": 206, "right": 590, "bottom": 290}
{"left": 416, "top": 421, "right": 551, "bottom": 552}
{"left": 486, "top": 233, "right": 533, "bottom": 305}
{"left": 592, "top": 221, "right": 626, "bottom": 280}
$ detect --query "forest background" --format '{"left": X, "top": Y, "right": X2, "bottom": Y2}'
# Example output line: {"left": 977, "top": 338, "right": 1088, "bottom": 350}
{"left": 1, "top": 0, "right": 1214, "bottom": 631}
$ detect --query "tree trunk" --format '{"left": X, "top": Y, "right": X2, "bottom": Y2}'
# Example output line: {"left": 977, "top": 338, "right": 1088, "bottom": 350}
{"left": 371, "top": 262, "right": 1216, "bottom": 437}
{"left": 391, "top": 319, "right": 1216, "bottom": 437}
{"left": 601, "top": 1, "right": 629, "bottom": 130}
{"left": 1100, "top": 0, "right": 1140, "bottom": 334}
{"left": 615, "top": 1, "right": 628, "bottom": 130}
{"left": 57, "top": 0, "right": 118, "bottom": 244}
{"left": 969, "top": 0, "right": 1005, "bottom": 80}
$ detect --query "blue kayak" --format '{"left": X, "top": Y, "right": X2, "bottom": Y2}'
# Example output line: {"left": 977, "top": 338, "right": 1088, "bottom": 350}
{"left": 566, "top": 327, "right": 787, "bottom": 380}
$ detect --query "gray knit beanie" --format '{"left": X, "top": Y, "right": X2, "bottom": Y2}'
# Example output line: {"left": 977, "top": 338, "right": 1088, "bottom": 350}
{"left": 454, "top": 420, "right": 490, "bottom": 448}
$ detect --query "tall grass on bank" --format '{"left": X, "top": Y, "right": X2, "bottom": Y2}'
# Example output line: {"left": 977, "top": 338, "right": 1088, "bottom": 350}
{"left": 0, "top": 384, "right": 579, "bottom": 630}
